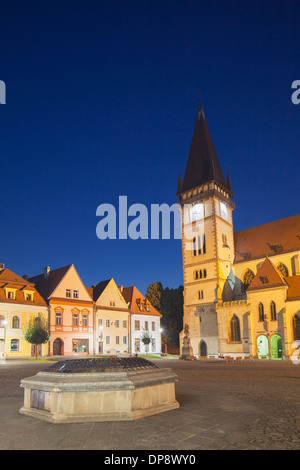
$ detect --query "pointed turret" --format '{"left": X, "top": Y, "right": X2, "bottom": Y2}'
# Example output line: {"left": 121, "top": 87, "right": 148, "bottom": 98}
{"left": 181, "top": 102, "right": 227, "bottom": 193}
{"left": 176, "top": 170, "right": 183, "bottom": 195}
{"left": 226, "top": 171, "right": 233, "bottom": 196}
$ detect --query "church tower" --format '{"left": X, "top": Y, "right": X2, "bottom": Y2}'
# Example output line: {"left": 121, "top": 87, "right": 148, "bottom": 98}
{"left": 177, "top": 101, "right": 235, "bottom": 357}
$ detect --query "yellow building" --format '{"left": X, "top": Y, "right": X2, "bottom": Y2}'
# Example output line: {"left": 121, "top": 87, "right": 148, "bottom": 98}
{"left": 90, "top": 278, "right": 130, "bottom": 355}
{"left": 177, "top": 102, "right": 300, "bottom": 360}
{"left": 0, "top": 265, "right": 49, "bottom": 358}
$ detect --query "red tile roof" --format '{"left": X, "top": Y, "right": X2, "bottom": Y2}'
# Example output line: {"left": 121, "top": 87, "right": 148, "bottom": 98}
{"left": 247, "top": 258, "right": 287, "bottom": 291}
{"left": 122, "top": 286, "right": 162, "bottom": 317}
{"left": 234, "top": 214, "right": 300, "bottom": 263}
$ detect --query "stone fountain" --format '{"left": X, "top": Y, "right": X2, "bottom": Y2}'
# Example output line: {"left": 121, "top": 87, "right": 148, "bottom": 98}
{"left": 19, "top": 357, "right": 179, "bottom": 423}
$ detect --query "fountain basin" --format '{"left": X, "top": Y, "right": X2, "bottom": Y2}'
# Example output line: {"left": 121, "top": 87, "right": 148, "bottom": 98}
{"left": 19, "top": 357, "right": 179, "bottom": 423}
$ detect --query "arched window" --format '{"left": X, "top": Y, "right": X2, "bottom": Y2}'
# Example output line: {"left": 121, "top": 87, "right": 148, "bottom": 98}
{"left": 242, "top": 269, "right": 255, "bottom": 291}
{"left": 230, "top": 315, "right": 241, "bottom": 342}
{"left": 270, "top": 301, "right": 277, "bottom": 321}
{"left": 293, "top": 313, "right": 300, "bottom": 341}
{"left": 258, "top": 303, "right": 265, "bottom": 322}
{"left": 12, "top": 316, "right": 20, "bottom": 329}
{"left": 276, "top": 263, "right": 288, "bottom": 278}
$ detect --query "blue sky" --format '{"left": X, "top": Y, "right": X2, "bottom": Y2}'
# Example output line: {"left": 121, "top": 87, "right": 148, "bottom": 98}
{"left": 0, "top": 0, "right": 299, "bottom": 294}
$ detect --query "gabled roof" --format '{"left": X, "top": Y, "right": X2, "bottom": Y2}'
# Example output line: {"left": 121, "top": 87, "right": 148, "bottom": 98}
{"left": 122, "top": 286, "right": 162, "bottom": 317}
{"left": 181, "top": 104, "right": 228, "bottom": 194}
{"left": 92, "top": 279, "right": 111, "bottom": 302}
{"left": 0, "top": 268, "right": 47, "bottom": 306}
{"left": 29, "top": 265, "right": 72, "bottom": 300}
{"left": 247, "top": 258, "right": 287, "bottom": 291}
{"left": 234, "top": 214, "right": 300, "bottom": 263}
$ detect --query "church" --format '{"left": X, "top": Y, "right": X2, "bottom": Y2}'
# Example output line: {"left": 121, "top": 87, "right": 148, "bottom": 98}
{"left": 177, "top": 101, "right": 300, "bottom": 360}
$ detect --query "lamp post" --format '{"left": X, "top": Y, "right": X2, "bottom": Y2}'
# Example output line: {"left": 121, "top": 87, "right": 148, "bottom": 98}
{"left": 1, "top": 320, "right": 8, "bottom": 361}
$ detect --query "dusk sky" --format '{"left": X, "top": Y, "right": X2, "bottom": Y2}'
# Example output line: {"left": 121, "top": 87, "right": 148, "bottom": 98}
{"left": 0, "top": 0, "right": 299, "bottom": 295}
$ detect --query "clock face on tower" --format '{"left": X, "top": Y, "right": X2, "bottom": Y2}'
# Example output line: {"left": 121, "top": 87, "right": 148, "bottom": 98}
{"left": 189, "top": 203, "right": 204, "bottom": 222}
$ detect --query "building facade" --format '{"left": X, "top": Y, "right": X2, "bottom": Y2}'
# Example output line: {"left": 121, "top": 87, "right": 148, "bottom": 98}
{"left": 91, "top": 278, "right": 130, "bottom": 355}
{"left": 122, "top": 286, "right": 162, "bottom": 355}
{"left": 0, "top": 266, "right": 49, "bottom": 358}
{"left": 177, "top": 102, "right": 300, "bottom": 360}
{"left": 30, "top": 265, "right": 94, "bottom": 356}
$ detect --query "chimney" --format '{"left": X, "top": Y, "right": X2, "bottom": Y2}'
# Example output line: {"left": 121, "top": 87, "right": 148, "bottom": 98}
{"left": 23, "top": 275, "right": 29, "bottom": 281}
{"left": 0, "top": 263, "right": 5, "bottom": 270}
{"left": 44, "top": 266, "right": 50, "bottom": 278}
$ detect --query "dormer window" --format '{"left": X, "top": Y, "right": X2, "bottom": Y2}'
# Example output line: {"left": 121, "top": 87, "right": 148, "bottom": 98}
{"left": 25, "top": 293, "right": 32, "bottom": 301}
{"left": 139, "top": 303, "right": 144, "bottom": 311}
{"left": 7, "top": 291, "right": 15, "bottom": 300}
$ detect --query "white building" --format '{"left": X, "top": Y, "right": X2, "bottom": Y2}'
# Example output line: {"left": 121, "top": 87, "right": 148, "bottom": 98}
{"left": 121, "top": 286, "right": 162, "bottom": 355}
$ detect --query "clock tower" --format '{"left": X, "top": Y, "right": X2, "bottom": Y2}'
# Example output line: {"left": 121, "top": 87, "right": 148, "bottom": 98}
{"left": 177, "top": 101, "right": 235, "bottom": 357}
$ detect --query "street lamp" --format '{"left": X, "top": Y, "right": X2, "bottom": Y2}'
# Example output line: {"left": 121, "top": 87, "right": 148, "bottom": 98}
{"left": 1, "top": 320, "right": 7, "bottom": 361}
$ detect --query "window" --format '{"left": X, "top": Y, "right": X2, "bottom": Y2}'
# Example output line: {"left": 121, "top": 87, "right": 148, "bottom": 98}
{"left": 134, "top": 320, "right": 140, "bottom": 331}
{"left": 194, "top": 269, "right": 207, "bottom": 280}
{"left": 258, "top": 303, "right": 265, "bottom": 322}
{"left": 7, "top": 291, "right": 15, "bottom": 299}
{"left": 25, "top": 293, "right": 32, "bottom": 301}
{"left": 73, "top": 290, "right": 79, "bottom": 299}
{"left": 230, "top": 315, "right": 241, "bottom": 342}
{"left": 276, "top": 263, "right": 289, "bottom": 278}
{"left": 243, "top": 269, "right": 254, "bottom": 291}
{"left": 270, "top": 301, "right": 277, "bottom": 321}
{"left": 73, "top": 312, "right": 78, "bottom": 327}
{"left": 0, "top": 315, "right": 5, "bottom": 328}
{"left": 123, "top": 320, "right": 127, "bottom": 328}
{"left": 145, "top": 321, "right": 148, "bottom": 330}
{"left": 110, "top": 301, "right": 115, "bottom": 307}
{"left": 11, "top": 339, "right": 19, "bottom": 352}
{"left": 293, "top": 314, "right": 300, "bottom": 341}
{"left": 82, "top": 314, "right": 88, "bottom": 327}
{"left": 98, "top": 318, "right": 103, "bottom": 328}
{"left": 12, "top": 316, "right": 20, "bottom": 329}
{"left": 152, "top": 321, "right": 155, "bottom": 331}
{"left": 66, "top": 289, "right": 71, "bottom": 298}
{"left": 106, "top": 336, "right": 110, "bottom": 345}
{"left": 56, "top": 311, "right": 62, "bottom": 326}
{"left": 134, "top": 338, "right": 140, "bottom": 352}
{"left": 151, "top": 338, "right": 156, "bottom": 352}
{"left": 198, "top": 290, "right": 204, "bottom": 300}
{"left": 116, "top": 336, "right": 120, "bottom": 345}
{"left": 145, "top": 304, "right": 150, "bottom": 312}
{"left": 115, "top": 320, "right": 119, "bottom": 328}
{"left": 192, "top": 235, "right": 206, "bottom": 256}
{"left": 139, "top": 303, "right": 144, "bottom": 311}
{"left": 106, "top": 319, "right": 110, "bottom": 327}
{"left": 123, "top": 335, "right": 127, "bottom": 344}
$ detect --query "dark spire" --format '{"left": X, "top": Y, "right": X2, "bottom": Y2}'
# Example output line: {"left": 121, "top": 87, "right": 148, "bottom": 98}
{"left": 226, "top": 171, "right": 233, "bottom": 195}
{"left": 181, "top": 102, "right": 227, "bottom": 193}
{"left": 176, "top": 170, "right": 183, "bottom": 195}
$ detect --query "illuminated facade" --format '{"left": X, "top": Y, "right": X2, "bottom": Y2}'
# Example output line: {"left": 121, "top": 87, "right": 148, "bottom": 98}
{"left": 177, "top": 103, "right": 300, "bottom": 360}
{"left": 0, "top": 266, "right": 49, "bottom": 358}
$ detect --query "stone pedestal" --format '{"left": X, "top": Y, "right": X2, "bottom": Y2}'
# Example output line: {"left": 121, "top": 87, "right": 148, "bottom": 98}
{"left": 19, "top": 357, "right": 179, "bottom": 423}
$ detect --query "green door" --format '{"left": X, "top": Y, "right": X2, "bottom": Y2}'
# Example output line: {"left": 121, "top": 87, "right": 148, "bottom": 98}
{"left": 271, "top": 335, "right": 283, "bottom": 359}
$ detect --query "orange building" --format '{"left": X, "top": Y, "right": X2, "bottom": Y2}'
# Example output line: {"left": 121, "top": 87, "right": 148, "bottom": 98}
{"left": 30, "top": 265, "right": 94, "bottom": 356}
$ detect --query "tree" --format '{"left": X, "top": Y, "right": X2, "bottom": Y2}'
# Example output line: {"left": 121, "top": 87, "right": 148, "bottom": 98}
{"left": 146, "top": 282, "right": 163, "bottom": 313}
{"left": 146, "top": 282, "right": 184, "bottom": 347}
{"left": 24, "top": 316, "right": 49, "bottom": 359}
{"left": 140, "top": 329, "right": 152, "bottom": 355}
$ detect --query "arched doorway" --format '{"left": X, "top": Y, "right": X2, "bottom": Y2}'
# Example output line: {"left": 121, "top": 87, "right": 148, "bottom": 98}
{"left": 257, "top": 335, "right": 269, "bottom": 359}
{"left": 53, "top": 338, "right": 63, "bottom": 356}
{"left": 199, "top": 340, "right": 207, "bottom": 357}
{"left": 271, "top": 334, "right": 283, "bottom": 359}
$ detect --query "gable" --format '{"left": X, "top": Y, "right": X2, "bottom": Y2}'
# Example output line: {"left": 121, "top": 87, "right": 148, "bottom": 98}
{"left": 94, "top": 278, "right": 128, "bottom": 309}
{"left": 247, "top": 258, "right": 287, "bottom": 291}
{"left": 48, "top": 265, "right": 92, "bottom": 301}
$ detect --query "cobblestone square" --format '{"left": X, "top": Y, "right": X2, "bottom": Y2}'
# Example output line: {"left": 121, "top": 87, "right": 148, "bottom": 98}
{"left": 0, "top": 358, "right": 299, "bottom": 450}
